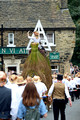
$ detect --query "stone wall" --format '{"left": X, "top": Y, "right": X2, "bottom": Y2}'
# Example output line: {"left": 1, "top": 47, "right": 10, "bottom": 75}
{"left": 1, "top": 31, "right": 29, "bottom": 71}
{"left": 3, "top": 31, "right": 28, "bottom": 47}
{"left": 55, "top": 30, "right": 75, "bottom": 74}
{"left": 0, "top": 29, "right": 75, "bottom": 74}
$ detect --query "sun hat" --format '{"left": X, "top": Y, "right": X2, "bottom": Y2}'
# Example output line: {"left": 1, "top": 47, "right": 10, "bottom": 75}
{"left": 9, "top": 74, "right": 18, "bottom": 83}
{"left": 15, "top": 76, "right": 26, "bottom": 85}
{"left": 77, "top": 72, "right": 80, "bottom": 78}
{"left": 33, "top": 75, "right": 41, "bottom": 83}
{"left": 63, "top": 74, "right": 68, "bottom": 79}
{"left": 52, "top": 74, "right": 57, "bottom": 78}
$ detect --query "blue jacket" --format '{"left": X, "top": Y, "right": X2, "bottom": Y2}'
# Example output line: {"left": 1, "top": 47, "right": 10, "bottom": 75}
{"left": 0, "top": 86, "right": 11, "bottom": 119}
{"left": 17, "top": 99, "right": 47, "bottom": 119}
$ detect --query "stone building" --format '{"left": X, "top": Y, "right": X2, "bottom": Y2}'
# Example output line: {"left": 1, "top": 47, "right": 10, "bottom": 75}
{"left": 0, "top": 0, "right": 75, "bottom": 74}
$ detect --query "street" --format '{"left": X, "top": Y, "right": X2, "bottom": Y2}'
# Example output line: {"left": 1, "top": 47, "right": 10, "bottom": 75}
{"left": 41, "top": 99, "right": 80, "bottom": 120}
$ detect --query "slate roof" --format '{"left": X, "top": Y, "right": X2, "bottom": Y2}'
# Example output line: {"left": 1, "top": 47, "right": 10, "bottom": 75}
{"left": 0, "top": 0, "right": 75, "bottom": 28}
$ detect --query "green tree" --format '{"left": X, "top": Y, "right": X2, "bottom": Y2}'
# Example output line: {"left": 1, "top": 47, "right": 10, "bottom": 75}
{"left": 68, "top": 0, "right": 80, "bottom": 66}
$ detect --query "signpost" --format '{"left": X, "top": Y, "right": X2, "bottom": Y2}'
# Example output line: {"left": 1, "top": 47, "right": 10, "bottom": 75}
{"left": 49, "top": 52, "right": 59, "bottom": 60}
{"left": 0, "top": 47, "right": 29, "bottom": 54}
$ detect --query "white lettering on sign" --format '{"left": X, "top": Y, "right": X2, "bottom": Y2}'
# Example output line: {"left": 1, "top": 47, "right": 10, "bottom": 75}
{"left": 51, "top": 55, "right": 58, "bottom": 59}
{"left": 0, "top": 47, "right": 29, "bottom": 54}
{"left": 23, "top": 48, "right": 26, "bottom": 53}
{"left": 2, "top": 48, "right": 6, "bottom": 53}
{"left": 19, "top": 49, "right": 23, "bottom": 54}
{"left": 50, "top": 54, "right": 59, "bottom": 60}
{"left": 9, "top": 48, "right": 15, "bottom": 53}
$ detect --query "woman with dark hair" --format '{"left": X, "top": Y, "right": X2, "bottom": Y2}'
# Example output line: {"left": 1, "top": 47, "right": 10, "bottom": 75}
{"left": 17, "top": 82, "right": 47, "bottom": 120}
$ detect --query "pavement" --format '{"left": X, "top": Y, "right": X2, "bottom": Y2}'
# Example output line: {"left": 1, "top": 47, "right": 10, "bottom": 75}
{"left": 41, "top": 99, "right": 80, "bottom": 120}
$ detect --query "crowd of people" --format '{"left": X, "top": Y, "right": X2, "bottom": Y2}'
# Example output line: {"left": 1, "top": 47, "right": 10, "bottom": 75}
{"left": 0, "top": 62, "right": 80, "bottom": 120}
{"left": 52, "top": 71, "right": 80, "bottom": 102}
{"left": 0, "top": 71, "right": 48, "bottom": 120}
{"left": 0, "top": 69, "right": 76, "bottom": 120}
{"left": 70, "top": 62, "right": 79, "bottom": 76}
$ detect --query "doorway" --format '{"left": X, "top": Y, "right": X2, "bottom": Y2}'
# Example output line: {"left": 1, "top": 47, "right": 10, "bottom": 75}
{"left": 51, "top": 65, "right": 59, "bottom": 73}
{"left": 8, "top": 66, "right": 16, "bottom": 72}
{"left": 4, "top": 59, "right": 21, "bottom": 74}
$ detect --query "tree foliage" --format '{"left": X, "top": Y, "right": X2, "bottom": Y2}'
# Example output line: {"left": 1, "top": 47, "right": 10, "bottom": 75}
{"left": 68, "top": 0, "right": 80, "bottom": 66}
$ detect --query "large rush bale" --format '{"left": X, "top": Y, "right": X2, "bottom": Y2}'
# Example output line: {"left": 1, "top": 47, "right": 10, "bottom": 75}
{"left": 22, "top": 43, "right": 52, "bottom": 89}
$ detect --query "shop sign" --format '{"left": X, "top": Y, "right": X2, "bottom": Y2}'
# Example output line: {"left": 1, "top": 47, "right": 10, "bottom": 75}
{"left": 0, "top": 47, "right": 29, "bottom": 54}
{"left": 49, "top": 52, "right": 59, "bottom": 60}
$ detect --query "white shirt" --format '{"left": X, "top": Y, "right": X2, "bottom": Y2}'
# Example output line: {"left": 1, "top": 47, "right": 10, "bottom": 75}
{"left": 48, "top": 82, "right": 70, "bottom": 98}
{"left": 28, "top": 36, "right": 41, "bottom": 48}
{"left": 75, "top": 77, "right": 80, "bottom": 85}
{"left": 52, "top": 79, "right": 57, "bottom": 83}
{"left": 34, "top": 81, "right": 47, "bottom": 97}
{"left": 5, "top": 82, "right": 26, "bottom": 120}
{"left": 5, "top": 83, "right": 18, "bottom": 120}
{"left": 62, "top": 78, "right": 69, "bottom": 88}
{"left": 28, "top": 36, "right": 41, "bottom": 43}
{"left": 10, "top": 85, "right": 26, "bottom": 120}
{"left": 68, "top": 80, "right": 76, "bottom": 89}
{"left": 70, "top": 67, "right": 74, "bottom": 74}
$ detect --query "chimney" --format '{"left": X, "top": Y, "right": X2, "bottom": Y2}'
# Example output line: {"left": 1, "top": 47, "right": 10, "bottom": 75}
{"left": 54, "top": 0, "right": 68, "bottom": 9}
{"left": 61, "top": 0, "right": 68, "bottom": 9}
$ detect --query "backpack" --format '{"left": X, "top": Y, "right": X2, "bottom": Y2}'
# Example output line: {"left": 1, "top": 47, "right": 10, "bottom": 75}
{"left": 24, "top": 105, "right": 40, "bottom": 120}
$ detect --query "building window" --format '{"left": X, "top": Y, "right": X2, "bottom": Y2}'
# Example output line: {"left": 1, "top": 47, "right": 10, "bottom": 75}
{"left": 46, "top": 31, "right": 55, "bottom": 46}
{"left": 51, "top": 65, "right": 59, "bottom": 73}
{"left": 7, "top": 33, "right": 16, "bottom": 47}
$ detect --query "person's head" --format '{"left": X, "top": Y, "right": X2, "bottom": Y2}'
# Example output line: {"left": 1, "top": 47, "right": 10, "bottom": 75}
{"left": 33, "top": 75, "right": 41, "bottom": 83}
{"left": 25, "top": 76, "right": 33, "bottom": 83}
{"left": 57, "top": 74, "right": 63, "bottom": 81}
{"left": 77, "top": 72, "right": 80, "bottom": 78}
{"left": 9, "top": 74, "right": 17, "bottom": 84}
{"left": 15, "top": 75, "right": 26, "bottom": 86}
{"left": 67, "top": 76, "right": 71, "bottom": 81}
{"left": 0, "top": 71, "right": 7, "bottom": 86}
{"left": 52, "top": 74, "right": 57, "bottom": 79}
{"left": 63, "top": 74, "right": 68, "bottom": 79}
{"left": 22, "top": 82, "right": 40, "bottom": 107}
{"left": 34, "top": 31, "right": 39, "bottom": 37}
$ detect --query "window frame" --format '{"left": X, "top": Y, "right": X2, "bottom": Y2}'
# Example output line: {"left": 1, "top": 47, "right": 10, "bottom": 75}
{"left": 51, "top": 65, "right": 59, "bottom": 74}
{"left": 46, "top": 31, "right": 56, "bottom": 46}
{"left": 7, "top": 33, "right": 16, "bottom": 47}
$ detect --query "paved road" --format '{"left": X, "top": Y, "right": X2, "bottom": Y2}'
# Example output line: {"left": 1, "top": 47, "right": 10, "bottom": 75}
{"left": 41, "top": 99, "right": 80, "bottom": 120}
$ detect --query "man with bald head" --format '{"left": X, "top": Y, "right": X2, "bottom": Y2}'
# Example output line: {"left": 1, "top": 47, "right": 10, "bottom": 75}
{"left": 0, "top": 71, "right": 11, "bottom": 120}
